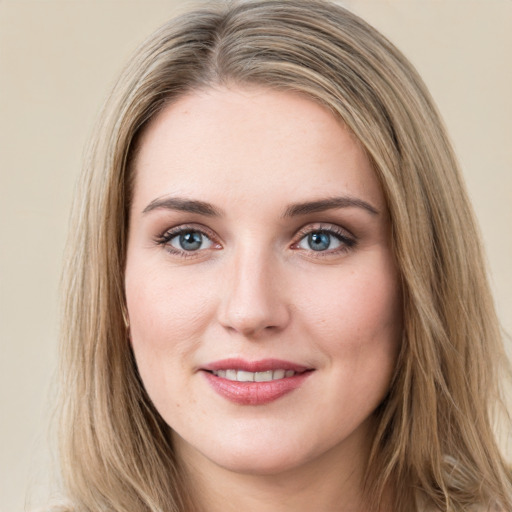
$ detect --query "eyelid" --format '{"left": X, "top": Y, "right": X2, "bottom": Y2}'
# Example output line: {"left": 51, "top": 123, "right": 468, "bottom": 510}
{"left": 154, "top": 222, "right": 356, "bottom": 259}
{"left": 290, "top": 223, "right": 357, "bottom": 254}
{"left": 155, "top": 223, "right": 222, "bottom": 255}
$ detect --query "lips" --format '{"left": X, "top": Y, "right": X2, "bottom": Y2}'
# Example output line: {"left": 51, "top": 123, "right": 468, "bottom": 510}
{"left": 212, "top": 368, "right": 296, "bottom": 381}
{"left": 201, "top": 358, "right": 314, "bottom": 405}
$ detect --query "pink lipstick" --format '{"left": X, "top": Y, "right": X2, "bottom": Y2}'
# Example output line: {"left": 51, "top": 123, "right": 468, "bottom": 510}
{"left": 201, "top": 358, "right": 313, "bottom": 405}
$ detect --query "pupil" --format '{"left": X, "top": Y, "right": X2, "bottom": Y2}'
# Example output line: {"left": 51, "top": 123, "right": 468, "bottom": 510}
{"left": 308, "top": 232, "right": 330, "bottom": 251}
{"left": 180, "top": 231, "right": 202, "bottom": 250}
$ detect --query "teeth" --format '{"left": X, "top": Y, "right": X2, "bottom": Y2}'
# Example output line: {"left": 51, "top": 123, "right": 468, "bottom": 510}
{"left": 212, "top": 369, "right": 297, "bottom": 381}
{"left": 237, "top": 370, "right": 254, "bottom": 382}
{"left": 254, "top": 370, "right": 273, "bottom": 382}
{"left": 273, "top": 369, "right": 285, "bottom": 379}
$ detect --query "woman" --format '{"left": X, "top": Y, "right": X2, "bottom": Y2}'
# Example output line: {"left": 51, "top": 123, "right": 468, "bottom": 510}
{"left": 56, "top": 1, "right": 511, "bottom": 511}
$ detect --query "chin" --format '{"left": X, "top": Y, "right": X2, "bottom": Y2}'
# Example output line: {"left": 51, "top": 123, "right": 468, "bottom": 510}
{"left": 173, "top": 421, "right": 355, "bottom": 479}
{"left": 171, "top": 423, "right": 317, "bottom": 476}
{"left": 207, "top": 445, "right": 311, "bottom": 477}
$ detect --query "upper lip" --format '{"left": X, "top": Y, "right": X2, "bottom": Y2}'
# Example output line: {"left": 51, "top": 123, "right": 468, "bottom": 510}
{"left": 201, "top": 358, "right": 312, "bottom": 373}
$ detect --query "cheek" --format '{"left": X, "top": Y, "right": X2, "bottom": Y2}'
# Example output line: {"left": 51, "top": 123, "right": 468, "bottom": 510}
{"left": 301, "top": 262, "right": 401, "bottom": 421}
{"left": 125, "top": 270, "right": 207, "bottom": 417}
{"left": 298, "top": 258, "right": 402, "bottom": 361}
{"left": 124, "top": 261, "right": 216, "bottom": 401}
{"left": 126, "top": 261, "right": 212, "bottom": 344}
{"left": 314, "top": 269, "right": 399, "bottom": 328}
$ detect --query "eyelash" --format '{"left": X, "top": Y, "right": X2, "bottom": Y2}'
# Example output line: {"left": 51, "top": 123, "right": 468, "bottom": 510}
{"left": 155, "top": 224, "right": 220, "bottom": 259}
{"left": 291, "top": 223, "right": 357, "bottom": 257}
{"left": 154, "top": 223, "right": 356, "bottom": 258}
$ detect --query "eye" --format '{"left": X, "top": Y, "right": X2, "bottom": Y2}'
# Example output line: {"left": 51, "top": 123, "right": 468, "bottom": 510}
{"left": 155, "top": 225, "right": 220, "bottom": 256}
{"left": 169, "top": 230, "right": 213, "bottom": 251}
{"left": 293, "top": 225, "right": 356, "bottom": 255}
{"left": 298, "top": 231, "right": 341, "bottom": 251}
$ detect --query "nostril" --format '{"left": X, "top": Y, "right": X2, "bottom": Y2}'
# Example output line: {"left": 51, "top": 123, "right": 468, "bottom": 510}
{"left": 219, "top": 304, "right": 290, "bottom": 337}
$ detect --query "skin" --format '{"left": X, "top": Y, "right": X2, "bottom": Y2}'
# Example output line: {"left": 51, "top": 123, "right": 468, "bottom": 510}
{"left": 125, "top": 86, "right": 401, "bottom": 512}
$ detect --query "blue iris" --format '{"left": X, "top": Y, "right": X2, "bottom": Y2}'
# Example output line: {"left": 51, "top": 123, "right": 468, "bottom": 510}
{"left": 179, "top": 231, "right": 203, "bottom": 251}
{"left": 308, "top": 232, "right": 331, "bottom": 251}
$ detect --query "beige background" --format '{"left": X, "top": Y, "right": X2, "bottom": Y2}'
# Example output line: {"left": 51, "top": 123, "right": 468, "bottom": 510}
{"left": 1, "top": 1, "right": 510, "bottom": 510}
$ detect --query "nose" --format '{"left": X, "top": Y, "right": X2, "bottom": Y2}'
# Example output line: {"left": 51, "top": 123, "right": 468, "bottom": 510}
{"left": 217, "top": 248, "right": 291, "bottom": 338}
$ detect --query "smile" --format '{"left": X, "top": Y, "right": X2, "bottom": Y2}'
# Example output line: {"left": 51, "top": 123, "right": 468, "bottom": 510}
{"left": 201, "top": 359, "right": 314, "bottom": 405}
{"left": 210, "top": 369, "right": 297, "bottom": 381}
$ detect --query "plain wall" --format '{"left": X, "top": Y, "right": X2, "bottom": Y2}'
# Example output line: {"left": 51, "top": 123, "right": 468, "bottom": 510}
{"left": 1, "top": 1, "right": 510, "bottom": 510}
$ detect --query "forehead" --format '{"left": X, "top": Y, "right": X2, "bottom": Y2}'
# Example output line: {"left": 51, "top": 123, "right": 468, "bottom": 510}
{"left": 131, "top": 86, "right": 385, "bottom": 213}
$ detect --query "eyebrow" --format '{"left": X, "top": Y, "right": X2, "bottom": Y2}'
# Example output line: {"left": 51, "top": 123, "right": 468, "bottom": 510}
{"left": 283, "top": 196, "right": 379, "bottom": 217}
{"left": 142, "top": 196, "right": 223, "bottom": 216}
{"left": 142, "top": 194, "right": 379, "bottom": 218}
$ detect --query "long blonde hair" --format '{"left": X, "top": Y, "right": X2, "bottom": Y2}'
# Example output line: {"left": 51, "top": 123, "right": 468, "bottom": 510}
{"left": 58, "top": 1, "right": 511, "bottom": 510}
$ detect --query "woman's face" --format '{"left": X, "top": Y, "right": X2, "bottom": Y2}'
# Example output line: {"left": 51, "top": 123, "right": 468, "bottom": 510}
{"left": 125, "top": 86, "right": 401, "bottom": 476}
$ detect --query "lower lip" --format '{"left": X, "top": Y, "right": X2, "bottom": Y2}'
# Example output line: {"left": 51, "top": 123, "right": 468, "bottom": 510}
{"left": 202, "top": 371, "right": 312, "bottom": 405}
